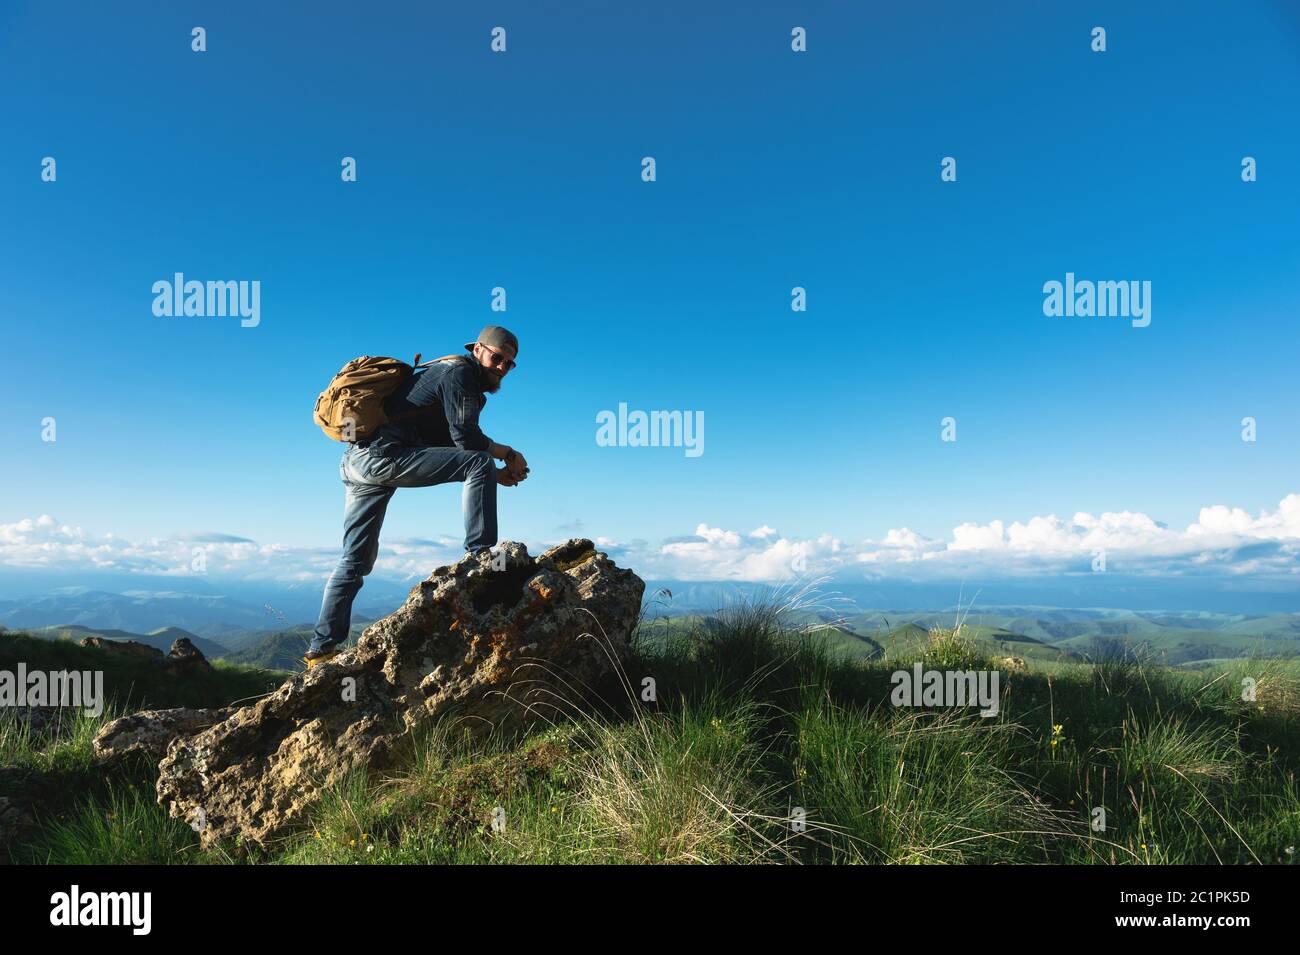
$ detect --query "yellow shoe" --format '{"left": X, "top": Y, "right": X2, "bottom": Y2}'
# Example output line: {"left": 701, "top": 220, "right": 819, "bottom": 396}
{"left": 303, "top": 647, "right": 340, "bottom": 668}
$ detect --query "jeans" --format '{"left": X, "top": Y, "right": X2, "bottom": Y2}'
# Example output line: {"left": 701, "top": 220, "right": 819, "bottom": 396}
{"left": 311, "top": 443, "right": 497, "bottom": 652}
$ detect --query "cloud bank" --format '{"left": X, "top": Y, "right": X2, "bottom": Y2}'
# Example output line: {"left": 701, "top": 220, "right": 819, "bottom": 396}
{"left": 1, "top": 494, "right": 1298, "bottom": 585}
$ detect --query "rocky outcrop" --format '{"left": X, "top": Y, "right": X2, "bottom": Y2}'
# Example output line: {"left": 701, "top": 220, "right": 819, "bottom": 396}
{"left": 77, "top": 635, "right": 212, "bottom": 677}
{"left": 162, "top": 637, "right": 211, "bottom": 676}
{"left": 93, "top": 707, "right": 233, "bottom": 765}
{"left": 79, "top": 637, "right": 163, "bottom": 659}
{"left": 156, "top": 539, "right": 644, "bottom": 848}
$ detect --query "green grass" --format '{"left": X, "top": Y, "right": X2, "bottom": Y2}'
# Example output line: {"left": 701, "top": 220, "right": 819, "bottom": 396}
{"left": 16, "top": 781, "right": 204, "bottom": 865}
{"left": 1, "top": 628, "right": 287, "bottom": 863}
{"left": 5, "top": 603, "right": 1300, "bottom": 865}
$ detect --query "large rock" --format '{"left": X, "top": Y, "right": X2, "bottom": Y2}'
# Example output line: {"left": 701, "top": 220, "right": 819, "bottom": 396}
{"left": 156, "top": 539, "right": 643, "bottom": 848}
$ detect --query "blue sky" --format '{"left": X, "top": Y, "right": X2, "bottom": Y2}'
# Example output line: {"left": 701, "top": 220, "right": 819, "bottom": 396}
{"left": 2, "top": 1, "right": 1298, "bottom": 596}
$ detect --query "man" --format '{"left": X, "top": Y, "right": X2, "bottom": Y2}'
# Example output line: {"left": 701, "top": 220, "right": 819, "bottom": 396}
{"left": 307, "top": 325, "right": 529, "bottom": 666}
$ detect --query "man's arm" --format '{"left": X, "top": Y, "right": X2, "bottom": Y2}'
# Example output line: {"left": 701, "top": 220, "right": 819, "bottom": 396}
{"left": 443, "top": 365, "right": 528, "bottom": 479}
{"left": 442, "top": 366, "right": 491, "bottom": 452}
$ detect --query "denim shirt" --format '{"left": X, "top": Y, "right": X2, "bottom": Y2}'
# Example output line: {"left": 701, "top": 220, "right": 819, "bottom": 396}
{"left": 364, "top": 357, "right": 491, "bottom": 453}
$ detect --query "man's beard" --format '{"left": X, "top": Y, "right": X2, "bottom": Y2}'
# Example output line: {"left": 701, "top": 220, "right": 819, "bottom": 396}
{"left": 479, "top": 364, "right": 503, "bottom": 394}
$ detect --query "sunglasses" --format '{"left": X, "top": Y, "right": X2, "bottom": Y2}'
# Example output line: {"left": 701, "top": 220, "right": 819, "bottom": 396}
{"left": 479, "top": 343, "right": 517, "bottom": 372}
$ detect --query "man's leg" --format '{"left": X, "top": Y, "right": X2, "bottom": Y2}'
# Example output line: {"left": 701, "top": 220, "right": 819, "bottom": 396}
{"left": 367, "top": 445, "right": 497, "bottom": 552}
{"left": 311, "top": 469, "right": 396, "bottom": 654}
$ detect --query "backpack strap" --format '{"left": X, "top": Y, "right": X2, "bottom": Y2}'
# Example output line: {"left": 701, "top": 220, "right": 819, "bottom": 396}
{"left": 387, "top": 354, "right": 473, "bottom": 423}
{"left": 411, "top": 353, "right": 470, "bottom": 368}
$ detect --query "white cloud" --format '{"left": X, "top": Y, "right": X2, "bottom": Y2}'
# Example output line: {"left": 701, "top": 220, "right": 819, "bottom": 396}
{"left": 2, "top": 494, "right": 1298, "bottom": 584}
{"left": 605, "top": 494, "right": 1300, "bottom": 581}
{"left": 0, "top": 513, "right": 462, "bottom": 582}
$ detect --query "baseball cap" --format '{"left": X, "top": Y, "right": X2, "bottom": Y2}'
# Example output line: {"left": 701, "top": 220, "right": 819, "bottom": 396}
{"left": 464, "top": 325, "right": 519, "bottom": 359}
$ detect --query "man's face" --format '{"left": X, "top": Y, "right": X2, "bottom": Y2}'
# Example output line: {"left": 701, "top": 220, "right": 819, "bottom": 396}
{"left": 473, "top": 341, "right": 516, "bottom": 393}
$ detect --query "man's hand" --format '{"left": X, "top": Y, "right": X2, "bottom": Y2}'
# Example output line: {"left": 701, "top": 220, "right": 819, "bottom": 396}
{"left": 495, "top": 466, "right": 519, "bottom": 487}
{"left": 505, "top": 449, "right": 529, "bottom": 482}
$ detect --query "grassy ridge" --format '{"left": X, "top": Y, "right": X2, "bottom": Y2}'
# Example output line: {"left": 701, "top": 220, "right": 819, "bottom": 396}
{"left": 0, "top": 629, "right": 285, "bottom": 715}
{"left": 4, "top": 608, "right": 1299, "bottom": 865}
{"left": 19, "top": 625, "right": 228, "bottom": 661}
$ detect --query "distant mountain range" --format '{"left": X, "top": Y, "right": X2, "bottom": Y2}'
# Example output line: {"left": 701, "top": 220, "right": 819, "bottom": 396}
{"left": 2, "top": 572, "right": 1298, "bottom": 673}
{"left": 10, "top": 621, "right": 374, "bottom": 672}
{"left": 0, "top": 584, "right": 398, "bottom": 640}
{"left": 1, "top": 555, "right": 1297, "bottom": 642}
{"left": 641, "top": 576, "right": 1300, "bottom": 616}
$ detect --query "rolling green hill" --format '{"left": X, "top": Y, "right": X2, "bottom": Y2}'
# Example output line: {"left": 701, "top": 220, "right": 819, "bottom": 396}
{"left": 870, "top": 622, "right": 1077, "bottom": 665}
{"left": 1052, "top": 630, "right": 1289, "bottom": 666}
{"left": 828, "top": 608, "right": 1300, "bottom": 667}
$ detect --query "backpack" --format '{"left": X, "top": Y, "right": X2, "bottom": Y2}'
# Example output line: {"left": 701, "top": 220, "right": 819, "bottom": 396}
{"left": 312, "top": 353, "right": 467, "bottom": 442}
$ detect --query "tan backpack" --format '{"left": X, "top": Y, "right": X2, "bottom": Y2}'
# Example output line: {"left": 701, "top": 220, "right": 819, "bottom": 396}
{"left": 312, "top": 353, "right": 465, "bottom": 442}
